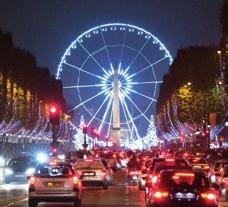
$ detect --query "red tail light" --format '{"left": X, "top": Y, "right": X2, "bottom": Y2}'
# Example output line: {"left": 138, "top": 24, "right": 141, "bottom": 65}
{"left": 154, "top": 191, "right": 169, "bottom": 199}
{"left": 72, "top": 176, "right": 79, "bottom": 185}
{"left": 201, "top": 192, "right": 216, "bottom": 200}
{"left": 29, "top": 176, "right": 35, "bottom": 185}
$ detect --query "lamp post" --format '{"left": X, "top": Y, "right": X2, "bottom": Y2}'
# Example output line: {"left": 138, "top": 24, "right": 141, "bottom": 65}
{"left": 82, "top": 124, "right": 88, "bottom": 153}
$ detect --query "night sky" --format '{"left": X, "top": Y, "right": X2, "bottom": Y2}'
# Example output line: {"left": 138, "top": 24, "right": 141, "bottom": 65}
{"left": 0, "top": 0, "right": 224, "bottom": 135}
{"left": 0, "top": 0, "right": 223, "bottom": 75}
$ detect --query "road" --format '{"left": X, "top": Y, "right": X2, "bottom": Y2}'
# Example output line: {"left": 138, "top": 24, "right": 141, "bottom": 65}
{"left": 0, "top": 170, "right": 227, "bottom": 207}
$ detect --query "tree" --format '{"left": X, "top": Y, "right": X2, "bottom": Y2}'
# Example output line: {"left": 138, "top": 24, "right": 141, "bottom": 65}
{"left": 144, "top": 115, "right": 159, "bottom": 147}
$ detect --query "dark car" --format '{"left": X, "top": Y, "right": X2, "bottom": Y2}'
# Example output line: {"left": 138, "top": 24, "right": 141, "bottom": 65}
{"left": 146, "top": 169, "right": 218, "bottom": 207}
{"left": 4, "top": 156, "right": 37, "bottom": 183}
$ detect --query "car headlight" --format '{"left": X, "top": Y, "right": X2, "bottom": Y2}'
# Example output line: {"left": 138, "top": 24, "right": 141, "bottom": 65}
{"left": 0, "top": 156, "right": 5, "bottom": 167}
{"left": 26, "top": 168, "right": 35, "bottom": 175}
{"left": 5, "top": 168, "right": 13, "bottom": 176}
{"left": 36, "top": 152, "right": 48, "bottom": 163}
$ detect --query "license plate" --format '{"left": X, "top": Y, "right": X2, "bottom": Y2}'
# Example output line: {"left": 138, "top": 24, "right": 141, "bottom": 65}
{"left": 46, "top": 182, "right": 64, "bottom": 187}
{"left": 175, "top": 192, "right": 195, "bottom": 199}
{"left": 15, "top": 174, "right": 24, "bottom": 177}
{"left": 193, "top": 165, "right": 201, "bottom": 169}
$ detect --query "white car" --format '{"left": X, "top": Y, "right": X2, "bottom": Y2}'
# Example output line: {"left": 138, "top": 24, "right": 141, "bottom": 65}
{"left": 75, "top": 158, "right": 109, "bottom": 189}
{"left": 28, "top": 163, "right": 82, "bottom": 207}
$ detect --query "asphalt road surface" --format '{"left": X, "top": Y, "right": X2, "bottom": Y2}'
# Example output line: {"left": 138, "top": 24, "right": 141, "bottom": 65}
{"left": 0, "top": 170, "right": 228, "bottom": 207}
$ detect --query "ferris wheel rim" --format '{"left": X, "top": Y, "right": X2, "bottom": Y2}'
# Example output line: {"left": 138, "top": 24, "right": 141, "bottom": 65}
{"left": 56, "top": 23, "right": 173, "bottom": 79}
{"left": 57, "top": 22, "right": 173, "bottom": 138}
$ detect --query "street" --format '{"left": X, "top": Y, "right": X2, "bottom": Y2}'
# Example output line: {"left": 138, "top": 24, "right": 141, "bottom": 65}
{"left": 0, "top": 170, "right": 228, "bottom": 207}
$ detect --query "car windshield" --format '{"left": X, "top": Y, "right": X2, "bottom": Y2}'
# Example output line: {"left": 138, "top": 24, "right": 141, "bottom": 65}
{"left": 76, "top": 160, "right": 104, "bottom": 170}
{"left": 8, "top": 157, "right": 35, "bottom": 169}
{"left": 154, "top": 165, "right": 190, "bottom": 175}
{"left": 160, "top": 171, "right": 209, "bottom": 188}
{"left": 35, "top": 165, "right": 74, "bottom": 177}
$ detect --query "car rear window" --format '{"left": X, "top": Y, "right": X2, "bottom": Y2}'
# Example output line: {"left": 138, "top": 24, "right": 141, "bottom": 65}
{"left": 160, "top": 172, "right": 209, "bottom": 188}
{"left": 35, "top": 165, "right": 74, "bottom": 177}
{"left": 76, "top": 160, "right": 104, "bottom": 169}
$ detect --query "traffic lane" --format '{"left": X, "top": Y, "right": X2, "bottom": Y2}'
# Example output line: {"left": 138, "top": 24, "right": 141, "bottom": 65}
{"left": 0, "top": 183, "right": 28, "bottom": 207}
{"left": 82, "top": 184, "right": 145, "bottom": 207}
{"left": 1, "top": 185, "right": 228, "bottom": 207}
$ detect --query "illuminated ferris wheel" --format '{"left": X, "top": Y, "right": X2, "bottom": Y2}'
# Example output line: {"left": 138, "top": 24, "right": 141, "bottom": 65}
{"left": 56, "top": 23, "right": 173, "bottom": 140}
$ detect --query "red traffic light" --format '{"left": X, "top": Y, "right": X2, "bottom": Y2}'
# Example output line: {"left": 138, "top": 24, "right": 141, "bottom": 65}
{"left": 49, "top": 103, "right": 60, "bottom": 125}
{"left": 50, "top": 106, "right": 57, "bottom": 113}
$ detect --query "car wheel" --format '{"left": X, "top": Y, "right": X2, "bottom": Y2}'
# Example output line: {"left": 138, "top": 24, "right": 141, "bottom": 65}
{"left": 73, "top": 198, "right": 81, "bottom": 207}
{"left": 225, "top": 189, "right": 228, "bottom": 201}
{"left": 103, "top": 183, "right": 109, "bottom": 190}
{"left": 28, "top": 199, "right": 37, "bottom": 207}
{"left": 139, "top": 182, "right": 144, "bottom": 191}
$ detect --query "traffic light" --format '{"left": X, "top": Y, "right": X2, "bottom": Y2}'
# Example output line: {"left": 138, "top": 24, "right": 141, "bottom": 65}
{"left": 91, "top": 127, "right": 97, "bottom": 137}
{"left": 49, "top": 104, "right": 60, "bottom": 125}
{"left": 51, "top": 146, "right": 58, "bottom": 156}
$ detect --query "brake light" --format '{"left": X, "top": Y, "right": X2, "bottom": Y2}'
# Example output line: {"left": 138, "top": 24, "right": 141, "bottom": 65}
{"left": 72, "top": 176, "right": 79, "bottom": 185}
{"left": 203, "top": 166, "right": 210, "bottom": 170}
{"left": 201, "top": 192, "right": 216, "bottom": 200}
{"left": 174, "top": 173, "right": 195, "bottom": 177}
{"left": 166, "top": 159, "right": 174, "bottom": 162}
{"left": 154, "top": 191, "right": 169, "bottom": 199}
{"left": 50, "top": 159, "right": 58, "bottom": 166}
{"left": 29, "top": 176, "right": 35, "bottom": 185}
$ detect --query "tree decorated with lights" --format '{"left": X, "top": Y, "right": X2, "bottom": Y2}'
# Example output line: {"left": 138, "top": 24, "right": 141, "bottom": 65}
{"left": 73, "top": 115, "right": 85, "bottom": 149}
{"left": 144, "top": 115, "right": 158, "bottom": 147}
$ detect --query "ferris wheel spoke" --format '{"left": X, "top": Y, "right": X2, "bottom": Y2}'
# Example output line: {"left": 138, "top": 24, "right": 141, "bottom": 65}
{"left": 69, "top": 87, "right": 111, "bottom": 112}
{"left": 121, "top": 90, "right": 151, "bottom": 124}
{"left": 78, "top": 41, "right": 109, "bottom": 76}
{"left": 88, "top": 93, "right": 112, "bottom": 126}
{"left": 122, "top": 98, "right": 140, "bottom": 140}
{"left": 119, "top": 28, "right": 127, "bottom": 64}
{"left": 64, "top": 83, "right": 108, "bottom": 89}
{"left": 125, "top": 38, "right": 150, "bottom": 73}
{"left": 123, "top": 80, "right": 162, "bottom": 85}
{"left": 128, "top": 56, "right": 168, "bottom": 79}
{"left": 98, "top": 96, "right": 113, "bottom": 133}
{"left": 100, "top": 29, "right": 112, "bottom": 67}
{"left": 122, "top": 86, "right": 157, "bottom": 102}
{"left": 64, "top": 62, "right": 106, "bottom": 81}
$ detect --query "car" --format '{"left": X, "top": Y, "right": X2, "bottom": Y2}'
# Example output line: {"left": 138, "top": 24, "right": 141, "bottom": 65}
{"left": 188, "top": 158, "right": 210, "bottom": 174}
{"left": 28, "top": 162, "right": 82, "bottom": 207}
{"left": 100, "top": 151, "right": 118, "bottom": 172}
{"left": 101, "top": 158, "right": 114, "bottom": 185}
{"left": 75, "top": 158, "right": 109, "bottom": 189}
{"left": 145, "top": 161, "right": 191, "bottom": 203}
{"left": 4, "top": 156, "right": 37, "bottom": 183}
{"left": 146, "top": 169, "right": 218, "bottom": 207}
